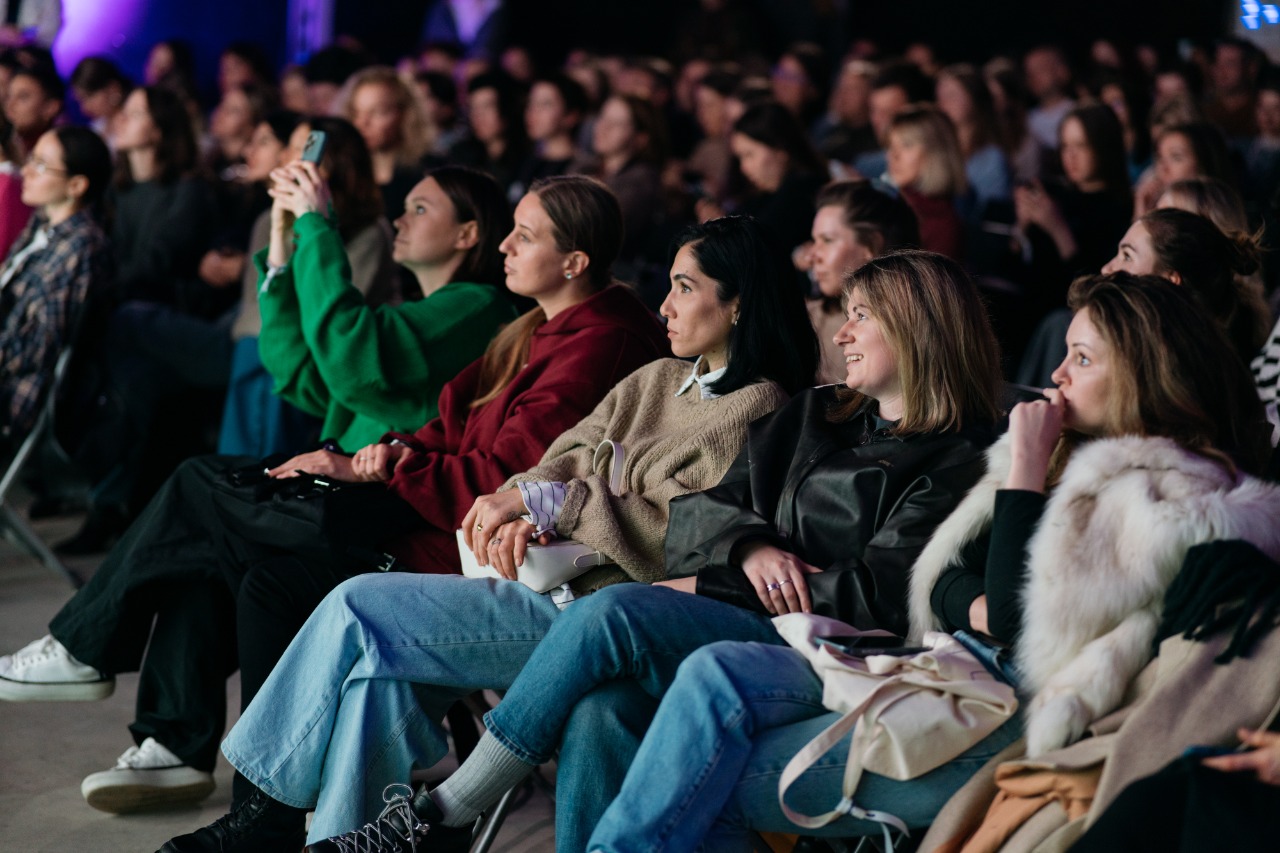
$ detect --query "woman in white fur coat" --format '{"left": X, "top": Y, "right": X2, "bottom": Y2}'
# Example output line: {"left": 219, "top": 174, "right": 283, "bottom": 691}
{"left": 580, "top": 273, "right": 1279, "bottom": 852}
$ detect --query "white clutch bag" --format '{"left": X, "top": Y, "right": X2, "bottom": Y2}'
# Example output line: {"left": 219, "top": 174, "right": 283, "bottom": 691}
{"left": 457, "top": 441, "right": 624, "bottom": 593}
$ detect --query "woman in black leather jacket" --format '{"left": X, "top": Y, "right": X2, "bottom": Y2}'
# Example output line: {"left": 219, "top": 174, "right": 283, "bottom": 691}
{"left": 301, "top": 249, "right": 1006, "bottom": 853}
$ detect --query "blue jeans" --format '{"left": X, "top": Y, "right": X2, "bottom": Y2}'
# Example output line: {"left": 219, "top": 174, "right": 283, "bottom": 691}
{"left": 482, "top": 584, "right": 781, "bottom": 767}
{"left": 588, "top": 640, "right": 1024, "bottom": 852}
{"left": 220, "top": 572, "right": 564, "bottom": 842}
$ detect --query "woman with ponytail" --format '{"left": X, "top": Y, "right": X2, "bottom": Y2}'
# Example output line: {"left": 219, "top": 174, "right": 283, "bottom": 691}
{"left": 1102, "top": 207, "right": 1271, "bottom": 362}
{"left": 1021, "top": 207, "right": 1271, "bottom": 386}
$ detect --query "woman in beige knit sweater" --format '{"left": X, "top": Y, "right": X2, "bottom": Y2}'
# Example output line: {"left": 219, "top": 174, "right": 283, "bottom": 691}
{"left": 159, "top": 215, "right": 820, "bottom": 850}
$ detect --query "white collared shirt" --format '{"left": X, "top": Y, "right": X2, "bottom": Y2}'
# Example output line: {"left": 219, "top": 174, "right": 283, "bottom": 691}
{"left": 674, "top": 356, "right": 727, "bottom": 400}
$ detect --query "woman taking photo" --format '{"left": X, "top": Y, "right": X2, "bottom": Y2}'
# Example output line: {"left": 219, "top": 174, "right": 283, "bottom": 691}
{"left": 586, "top": 273, "right": 1278, "bottom": 852}
{"left": 0, "top": 177, "right": 666, "bottom": 823}
{"left": 806, "top": 180, "right": 920, "bottom": 384}
{"left": 885, "top": 104, "right": 969, "bottom": 259}
{"left": 157, "top": 214, "right": 819, "bottom": 852}
{"left": 265, "top": 249, "right": 1004, "bottom": 853}
{"left": 0, "top": 126, "right": 112, "bottom": 444}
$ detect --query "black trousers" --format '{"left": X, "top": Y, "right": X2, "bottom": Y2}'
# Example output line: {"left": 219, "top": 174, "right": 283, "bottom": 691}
{"left": 49, "top": 453, "right": 420, "bottom": 773}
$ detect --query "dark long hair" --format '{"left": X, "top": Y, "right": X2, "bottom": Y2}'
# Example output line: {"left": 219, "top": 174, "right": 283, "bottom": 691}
{"left": 306, "top": 116, "right": 383, "bottom": 241}
{"left": 1062, "top": 274, "right": 1269, "bottom": 475}
{"left": 732, "top": 101, "right": 826, "bottom": 177}
{"left": 672, "top": 216, "right": 819, "bottom": 395}
{"left": 114, "top": 85, "right": 197, "bottom": 188}
{"left": 54, "top": 126, "right": 112, "bottom": 209}
{"left": 427, "top": 165, "right": 511, "bottom": 287}
{"left": 470, "top": 175, "right": 623, "bottom": 409}
{"left": 1062, "top": 104, "right": 1131, "bottom": 207}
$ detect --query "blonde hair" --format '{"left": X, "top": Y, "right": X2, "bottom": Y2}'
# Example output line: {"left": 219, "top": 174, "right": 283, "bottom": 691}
{"left": 334, "top": 66, "right": 432, "bottom": 166}
{"left": 888, "top": 104, "right": 968, "bottom": 197}
{"left": 830, "top": 250, "right": 1001, "bottom": 434}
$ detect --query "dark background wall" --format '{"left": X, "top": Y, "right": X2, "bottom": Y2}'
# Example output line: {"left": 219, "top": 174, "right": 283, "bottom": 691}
{"left": 53, "top": 0, "right": 1232, "bottom": 94}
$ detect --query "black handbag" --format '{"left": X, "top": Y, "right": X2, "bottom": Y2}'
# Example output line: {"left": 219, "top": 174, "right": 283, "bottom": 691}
{"left": 208, "top": 458, "right": 424, "bottom": 571}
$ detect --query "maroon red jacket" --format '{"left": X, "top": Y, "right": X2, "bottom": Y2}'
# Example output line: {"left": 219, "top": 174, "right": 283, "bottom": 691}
{"left": 381, "top": 284, "right": 668, "bottom": 572}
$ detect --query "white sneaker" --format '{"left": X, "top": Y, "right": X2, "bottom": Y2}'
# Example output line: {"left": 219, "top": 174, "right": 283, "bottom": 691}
{"left": 0, "top": 635, "right": 114, "bottom": 701}
{"left": 81, "top": 738, "right": 215, "bottom": 813}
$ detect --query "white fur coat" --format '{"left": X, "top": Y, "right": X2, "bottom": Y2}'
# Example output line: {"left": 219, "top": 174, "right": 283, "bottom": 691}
{"left": 908, "top": 433, "right": 1280, "bottom": 756}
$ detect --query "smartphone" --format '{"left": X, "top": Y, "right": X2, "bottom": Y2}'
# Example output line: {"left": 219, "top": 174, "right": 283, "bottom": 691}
{"left": 300, "top": 130, "right": 327, "bottom": 164}
{"left": 1183, "top": 745, "right": 1236, "bottom": 760}
{"left": 816, "top": 634, "right": 906, "bottom": 655}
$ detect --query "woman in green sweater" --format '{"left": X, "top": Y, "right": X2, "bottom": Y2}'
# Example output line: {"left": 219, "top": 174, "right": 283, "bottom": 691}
{"left": 257, "top": 122, "right": 517, "bottom": 453}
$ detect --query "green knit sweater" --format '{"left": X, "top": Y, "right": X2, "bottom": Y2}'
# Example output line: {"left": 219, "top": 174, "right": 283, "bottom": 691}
{"left": 255, "top": 212, "right": 517, "bottom": 451}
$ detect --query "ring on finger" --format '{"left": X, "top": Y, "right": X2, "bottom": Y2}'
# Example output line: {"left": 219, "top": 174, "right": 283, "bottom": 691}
{"left": 765, "top": 582, "right": 782, "bottom": 592}
{"left": 490, "top": 537, "right": 502, "bottom": 546}
{"left": 778, "top": 579, "right": 794, "bottom": 586}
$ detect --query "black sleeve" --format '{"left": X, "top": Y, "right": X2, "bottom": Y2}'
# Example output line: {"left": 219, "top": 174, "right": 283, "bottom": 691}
{"left": 983, "top": 489, "right": 1047, "bottom": 643}
{"left": 931, "top": 488, "right": 1046, "bottom": 641}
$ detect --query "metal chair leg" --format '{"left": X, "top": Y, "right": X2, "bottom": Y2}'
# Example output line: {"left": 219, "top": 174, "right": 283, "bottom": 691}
{"left": 0, "top": 503, "right": 82, "bottom": 589}
{"left": 468, "top": 783, "right": 520, "bottom": 853}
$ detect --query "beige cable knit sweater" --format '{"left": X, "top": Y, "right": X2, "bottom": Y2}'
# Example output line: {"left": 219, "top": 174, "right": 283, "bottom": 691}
{"left": 502, "top": 358, "right": 789, "bottom": 591}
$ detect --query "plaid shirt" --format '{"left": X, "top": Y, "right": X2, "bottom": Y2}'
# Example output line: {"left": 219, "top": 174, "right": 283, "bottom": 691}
{"left": 0, "top": 209, "right": 112, "bottom": 441}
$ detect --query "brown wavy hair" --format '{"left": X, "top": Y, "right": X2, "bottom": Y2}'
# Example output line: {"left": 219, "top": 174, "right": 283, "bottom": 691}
{"left": 1050, "top": 273, "right": 1269, "bottom": 478}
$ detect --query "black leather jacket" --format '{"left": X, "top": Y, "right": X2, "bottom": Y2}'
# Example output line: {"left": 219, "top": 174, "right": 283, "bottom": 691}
{"left": 665, "top": 387, "right": 998, "bottom": 637}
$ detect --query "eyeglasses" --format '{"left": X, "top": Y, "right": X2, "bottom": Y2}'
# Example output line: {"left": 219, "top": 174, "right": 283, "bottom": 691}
{"left": 24, "top": 157, "right": 67, "bottom": 176}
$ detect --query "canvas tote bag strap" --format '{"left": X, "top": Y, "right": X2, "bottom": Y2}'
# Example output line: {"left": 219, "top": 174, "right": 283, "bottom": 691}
{"left": 593, "top": 440, "right": 625, "bottom": 495}
{"left": 777, "top": 677, "right": 912, "bottom": 845}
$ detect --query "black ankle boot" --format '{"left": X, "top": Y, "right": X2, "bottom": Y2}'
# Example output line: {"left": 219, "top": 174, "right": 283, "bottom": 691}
{"left": 304, "top": 784, "right": 473, "bottom": 853}
{"left": 157, "top": 788, "right": 307, "bottom": 853}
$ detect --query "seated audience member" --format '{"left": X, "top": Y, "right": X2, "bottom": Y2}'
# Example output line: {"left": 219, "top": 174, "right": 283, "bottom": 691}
{"left": 0, "top": 111, "right": 31, "bottom": 255}
{"left": 3, "top": 64, "right": 62, "bottom": 158}
{"left": 302, "top": 44, "right": 370, "bottom": 117}
{"left": 812, "top": 59, "right": 878, "bottom": 164}
{"left": 806, "top": 179, "right": 920, "bottom": 384}
{"left": 1101, "top": 208, "right": 1270, "bottom": 365}
{"left": 1203, "top": 37, "right": 1262, "bottom": 140}
{"left": 217, "top": 42, "right": 272, "bottom": 96}
{"left": 68, "top": 56, "right": 131, "bottom": 146}
{"left": 684, "top": 66, "right": 741, "bottom": 204}
{"left": 338, "top": 66, "right": 432, "bottom": 224}
{"left": 447, "top": 71, "right": 529, "bottom": 199}
{"left": 216, "top": 113, "right": 398, "bottom": 457}
{"left": 885, "top": 104, "right": 969, "bottom": 259}
{"left": 205, "top": 82, "right": 278, "bottom": 259}
{"left": 157, "top": 213, "right": 819, "bottom": 851}
{"left": 577, "top": 93, "right": 666, "bottom": 270}
{"left": 0, "top": 176, "right": 666, "bottom": 822}
{"left": 770, "top": 42, "right": 829, "bottom": 129}
{"left": 414, "top": 69, "right": 466, "bottom": 156}
{"left": 590, "top": 274, "right": 1279, "bottom": 851}
{"left": 510, "top": 72, "right": 588, "bottom": 201}
{"left": 985, "top": 58, "right": 1046, "bottom": 183}
{"left": 143, "top": 39, "right": 196, "bottom": 91}
{"left": 1092, "top": 69, "right": 1152, "bottom": 181}
{"left": 936, "top": 63, "right": 1013, "bottom": 219}
{"left": 227, "top": 249, "right": 1004, "bottom": 853}
{"left": 852, "top": 61, "right": 932, "bottom": 181}
{"left": 0, "top": 127, "right": 111, "bottom": 445}
{"left": 1020, "top": 207, "right": 1270, "bottom": 388}
{"left": 1241, "top": 74, "right": 1280, "bottom": 208}
{"left": 1009, "top": 104, "right": 1131, "bottom": 346}
{"left": 1135, "top": 120, "right": 1237, "bottom": 216}
{"left": 59, "top": 84, "right": 222, "bottom": 552}
{"left": 1023, "top": 45, "right": 1076, "bottom": 150}
{"left": 701, "top": 100, "right": 826, "bottom": 257}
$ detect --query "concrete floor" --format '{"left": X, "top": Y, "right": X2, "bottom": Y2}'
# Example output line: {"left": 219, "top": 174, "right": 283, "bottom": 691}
{"left": 0, "top": 500, "right": 555, "bottom": 852}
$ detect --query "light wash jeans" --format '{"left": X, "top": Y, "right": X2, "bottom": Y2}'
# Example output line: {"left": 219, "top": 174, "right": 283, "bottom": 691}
{"left": 588, "top": 636, "right": 1024, "bottom": 852}
{"left": 220, "top": 572, "right": 564, "bottom": 842}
